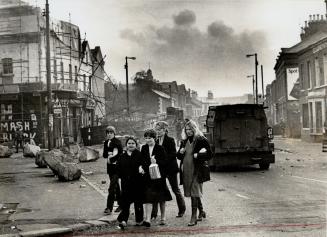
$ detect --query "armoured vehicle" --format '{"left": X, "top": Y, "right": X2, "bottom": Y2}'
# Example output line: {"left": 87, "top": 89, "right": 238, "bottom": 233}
{"left": 206, "top": 104, "right": 275, "bottom": 170}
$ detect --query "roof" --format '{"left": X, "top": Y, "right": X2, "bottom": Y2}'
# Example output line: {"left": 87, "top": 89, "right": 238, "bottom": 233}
{"left": 152, "top": 89, "right": 171, "bottom": 99}
{"left": 285, "top": 31, "right": 327, "bottom": 53}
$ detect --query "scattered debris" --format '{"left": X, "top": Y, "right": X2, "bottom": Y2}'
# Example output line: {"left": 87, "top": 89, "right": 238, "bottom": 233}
{"left": 82, "top": 171, "right": 94, "bottom": 175}
{"left": 78, "top": 147, "right": 100, "bottom": 162}
{"left": 35, "top": 150, "right": 48, "bottom": 168}
{"left": 0, "top": 145, "right": 13, "bottom": 158}
{"left": 80, "top": 184, "right": 86, "bottom": 188}
{"left": 218, "top": 188, "right": 225, "bottom": 192}
{"left": 101, "top": 180, "right": 106, "bottom": 184}
{"left": 23, "top": 144, "right": 41, "bottom": 157}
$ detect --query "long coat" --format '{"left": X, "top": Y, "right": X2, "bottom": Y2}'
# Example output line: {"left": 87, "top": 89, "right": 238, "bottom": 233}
{"left": 116, "top": 149, "right": 144, "bottom": 203}
{"left": 157, "top": 134, "right": 178, "bottom": 175}
{"left": 177, "top": 136, "right": 212, "bottom": 184}
{"left": 103, "top": 137, "right": 123, "bottom": 175}
{"left": 140, "top": 144, "right": 172, "bottom": 203}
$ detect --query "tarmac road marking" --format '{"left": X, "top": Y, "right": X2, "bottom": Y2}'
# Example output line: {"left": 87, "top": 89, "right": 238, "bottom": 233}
{"left": 236, "top": 194, "right": 250, "bottom": 199}
{"left": 292, "top": 175, "right": 327, "bottom": 185}
{"left": 81, "top": 175, "right": 107, "bottom": 198}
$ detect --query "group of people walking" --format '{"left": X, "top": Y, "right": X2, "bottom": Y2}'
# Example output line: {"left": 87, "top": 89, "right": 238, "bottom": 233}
{"left": 102, "top": 119, "right": 212, "bottom": 229}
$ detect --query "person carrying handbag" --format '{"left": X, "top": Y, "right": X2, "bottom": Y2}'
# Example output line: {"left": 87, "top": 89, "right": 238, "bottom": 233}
{"left": 177, "top": 120, "right": 212, "bottom": 226}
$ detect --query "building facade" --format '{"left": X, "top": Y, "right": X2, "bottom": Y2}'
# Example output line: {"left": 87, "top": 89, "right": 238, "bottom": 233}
{"left": 268, "top": 11, "right": 327, "bottom": 141}
{"left": 0, "top": 1, "right": 105, "bottom": 147}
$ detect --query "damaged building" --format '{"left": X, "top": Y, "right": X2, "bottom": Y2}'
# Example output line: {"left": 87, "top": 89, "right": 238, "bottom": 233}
{"left": 0, "top": 1, "right": 105, "bottom": 147}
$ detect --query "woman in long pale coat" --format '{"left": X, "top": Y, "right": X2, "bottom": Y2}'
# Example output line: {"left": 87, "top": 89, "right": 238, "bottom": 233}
{"left": 177, "top": 120, "right": 212, "bottom": 226}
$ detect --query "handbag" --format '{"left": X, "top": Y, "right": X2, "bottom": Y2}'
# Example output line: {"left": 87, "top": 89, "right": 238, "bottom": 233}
{"left": 198, "top": 161, "right": 210, "bottom": 183}
{"left": 149, "top": 163, "right": 161, "bottom": 179}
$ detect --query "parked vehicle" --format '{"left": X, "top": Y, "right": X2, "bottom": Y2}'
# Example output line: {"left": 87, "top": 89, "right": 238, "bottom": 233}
{"left": 205, "top": 104, "right": 275, "bottom": 170}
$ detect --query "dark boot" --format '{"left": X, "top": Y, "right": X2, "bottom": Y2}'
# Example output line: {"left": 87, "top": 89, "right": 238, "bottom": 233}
{"left": 197, "top": 197, "right": 206, "bottom": 221}
{"left": 188, "top": 197, "right": 198, "bottom": 226}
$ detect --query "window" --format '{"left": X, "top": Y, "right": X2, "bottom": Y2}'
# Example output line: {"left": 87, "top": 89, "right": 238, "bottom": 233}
{"left": 324, "top": 54, "right": 327, "bottom": 85}
{"left": 302, "top": 103, "right": 309, "bottom": 128}
{"left": 60, "top": 61, "right": 64, "bottom": 83}
{"left": 300, "top": 64, "right": 304, "bottom": 89}
{"left": 69, "top": 64, "right": 72, "bottom": 84}
{"left": 307, "top": 60, "right": 312, "bottom": 89}
{"left": 319, "top": 57, "right": 325, "bottom": 86}
{"left": 314, "top": 57, "right": 319, "bottom": 88}
{"left": 2, "top": 58, "right": 13, "bottom": 75}
{"left": 83, "top": 74, "right": 86, "bottom": 91}
{"left": 74, "top": 65, "right": 78, "bottom": 84}
{"left": 309, "top": 102, "right": 313, "bottom": 133}
{"left": 316, "top": 101, "right": 323, "bottom": 133}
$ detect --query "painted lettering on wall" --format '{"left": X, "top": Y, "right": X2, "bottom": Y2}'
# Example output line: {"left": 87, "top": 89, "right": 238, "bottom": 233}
{"left": 0, "top": 104, "right": 38, "bottom": 141}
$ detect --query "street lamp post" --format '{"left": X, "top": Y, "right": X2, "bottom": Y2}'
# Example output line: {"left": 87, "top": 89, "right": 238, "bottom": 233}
{"left": 124, "top": 56, "right": 136, "bottom": 115}
{"left": 246, "top": 53, "right": 258, "bottom": 104}
{"left": 247, "top": 75, "right": 255, "bottom": 104}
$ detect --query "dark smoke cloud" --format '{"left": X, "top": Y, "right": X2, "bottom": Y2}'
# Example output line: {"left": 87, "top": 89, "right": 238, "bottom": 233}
{"left": 173, "top": 9, "right": 196, "bottom": 26}
{"left": 120, "top": 9, "right": 272, "bottom": 96}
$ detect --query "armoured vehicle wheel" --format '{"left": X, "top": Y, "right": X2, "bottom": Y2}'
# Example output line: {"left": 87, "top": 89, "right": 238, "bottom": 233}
{"left": 259, "top": 162, "right": 270, "bottom": 170}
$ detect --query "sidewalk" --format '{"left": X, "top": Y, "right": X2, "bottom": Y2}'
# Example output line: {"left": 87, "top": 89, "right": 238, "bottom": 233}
{"left": 0, "top": 151, "right": 117, "bottom": 236}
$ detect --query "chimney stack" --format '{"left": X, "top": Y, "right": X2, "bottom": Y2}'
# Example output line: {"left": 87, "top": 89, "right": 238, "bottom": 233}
{"left": 309, "top": 15, "right": 312, "bottom": 21}
{"left": 317, "top": 14, "right": 320, "bottom": 20}
{"left": 325, "top": 0, "right": 327, "bottom": 18}
{"left": 313, "top": 15, "right": 316, "bottom": 21}
{"left": 305, "top": 20, "right": 308, "bottom": 27}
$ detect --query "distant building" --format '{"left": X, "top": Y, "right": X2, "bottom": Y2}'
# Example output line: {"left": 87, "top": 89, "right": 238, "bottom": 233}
{"left": 199, "top": 91, "right": 254, "bottom": 114}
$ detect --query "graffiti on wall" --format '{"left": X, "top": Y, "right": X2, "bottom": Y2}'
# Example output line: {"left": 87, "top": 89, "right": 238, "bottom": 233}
{"left": 0, "top": 104, "right": 38, "bottom": 141}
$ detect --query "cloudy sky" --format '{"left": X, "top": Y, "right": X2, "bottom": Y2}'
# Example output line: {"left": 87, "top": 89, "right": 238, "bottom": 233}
{"left": 23, "top": 0, "right": 326, "bottom": 97}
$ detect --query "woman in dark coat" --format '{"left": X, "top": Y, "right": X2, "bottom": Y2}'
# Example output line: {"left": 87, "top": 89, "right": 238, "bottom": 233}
{"left": 140, "top": 129, "right": 172, "bottom": 227}
{"left": 151, "top": 121, "right": 186, "bottom": 220}
{"left": 116, "top": 137, "right": 144, "bottom": 229}
{"left": 177, "top": 120, "right": 212, "bottom": 226}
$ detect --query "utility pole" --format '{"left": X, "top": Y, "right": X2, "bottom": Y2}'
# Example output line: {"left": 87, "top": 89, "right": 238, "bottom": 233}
{"left": 255, "top": 53, "right": 258, "bottom": 104}
{"left": 124, "top": 56, "right": 136, "bottom": 115}
{"left": 247, "top": 75, "right": 255, "bottom": 104}
{"left": 246, "top": 53, "right": 258, "bottom": 104}
{"left": 46, "top": 0, "right": 52, "bottom": 150}
{"left": 261, "top": 65, "right": 264, "bottom": 104}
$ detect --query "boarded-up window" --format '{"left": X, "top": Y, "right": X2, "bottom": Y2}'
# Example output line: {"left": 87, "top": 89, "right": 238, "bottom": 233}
{"left": 2, "top": 58, "right": 13, "bottom": 75}
{"left": 302, "top": 103, "right": 309, "bottom": 128}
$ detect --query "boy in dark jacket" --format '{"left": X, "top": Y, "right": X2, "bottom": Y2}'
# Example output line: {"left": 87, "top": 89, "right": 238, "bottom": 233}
{"left": 103, "top": 126, "right": 123, "bottom": 215}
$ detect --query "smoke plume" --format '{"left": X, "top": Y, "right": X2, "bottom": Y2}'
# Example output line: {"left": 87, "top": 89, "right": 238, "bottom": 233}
{"left": 121, "top": 9, "right": 272, "bottom": 97}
